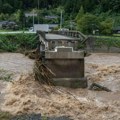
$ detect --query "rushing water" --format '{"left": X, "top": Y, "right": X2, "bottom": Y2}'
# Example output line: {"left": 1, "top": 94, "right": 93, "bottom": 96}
{"left": 0, "top": 53, "right": 120, "bottom": 120}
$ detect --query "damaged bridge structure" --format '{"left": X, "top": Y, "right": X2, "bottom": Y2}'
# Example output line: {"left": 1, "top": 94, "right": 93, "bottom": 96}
{"left": 37, "top": 30, "right": 89, "bottom": 88}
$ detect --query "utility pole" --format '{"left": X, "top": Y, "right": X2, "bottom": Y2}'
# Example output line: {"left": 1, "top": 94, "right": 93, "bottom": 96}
{"left": 60, "top": 10, "right": 63, "bottom": 29}
{"left": 38, "top": 0, "right": 39, "bottom": 24}
{"left": 33, "top": 10, "right": 35, "bottom": 31}
{"left": 70, "top": 15, "right": 72, "bottom": 30}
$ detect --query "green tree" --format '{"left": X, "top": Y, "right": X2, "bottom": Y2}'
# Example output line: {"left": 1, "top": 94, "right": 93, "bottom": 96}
{"left": 113, "top": 16, "right": 120, "bottom": 27}
{"left": 109, "top": 0, "right": 120, "bottom": 13}
{"left": 77, "top": 13, "right": 99, "bottom": 34}
{"left": 0, "top": 13, "right": 9, "bottom": 20}
{"left": 0, "top": 13, "right": 5, "bottom": 20}
{"left": 75, "top": 6, "right": 84, "bottom": 21}
{"left": 0, "top": 0, "right": 3, "bottom": 13}
{"left": 100, "top": 18, "right": 113, "bottom": 35}
{"left": 2, "top": 3, "right": 13, "bottom": 14}
{"left": 9, "top": 10, "right": 23, "bottom": 23}
{"left": 20, "top": 10, "right": 25, "bottom": 29}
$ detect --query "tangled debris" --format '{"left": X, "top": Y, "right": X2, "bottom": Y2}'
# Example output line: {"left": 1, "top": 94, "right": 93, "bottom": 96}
{"left": 33, "top": 60, "right": 55, "bottom": 85}
{"left": 25, "top": 48, "right": 55, "bottom": 86}
{"left": 24, "top": 46, "right": 41, "bottom": 60}
{"left": 89, "top": 83, "right": 111, "bottom": 92}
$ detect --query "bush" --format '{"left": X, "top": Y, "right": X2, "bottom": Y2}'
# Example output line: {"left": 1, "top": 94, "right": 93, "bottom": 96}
{"left": 95, "top": 36, "right": 120, "bottom": 50}
{"left": 0, "top": 33, "right": 38, "bottom": 52}
{"left": 77, "top": 13, "right": 99, "bottom": 34}
{"left": 99, "top": 18, "right": 113, "bottom": 35}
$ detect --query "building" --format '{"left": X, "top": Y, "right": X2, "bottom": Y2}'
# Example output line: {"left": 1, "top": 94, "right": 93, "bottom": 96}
{"left": 45, "top": 15, "right": 58, "bottom": 19}
{"left": 0, "top": 21, "right": 8, "bottom": 29}
{"left": 0, "top": 21, "right": 18, "bottom": 30}
{"left": 25, "top": 13, "right": 37, "bottom": 17}
{"left": 34, "top": 24, "right": 58, "bottom": 32}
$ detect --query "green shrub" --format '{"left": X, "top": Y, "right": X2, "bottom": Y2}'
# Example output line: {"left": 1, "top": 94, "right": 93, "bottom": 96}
{"left": 0, "top": 33, "right": 38, "bottom": 52}
{"left": 95, "top": 36, "right": 120, "bottom": 49}
{"left": 77, "top": 13, "right": 99, "bottom": 34}
{"left": 99, "top": 18, "right": 113, "bottom": 35}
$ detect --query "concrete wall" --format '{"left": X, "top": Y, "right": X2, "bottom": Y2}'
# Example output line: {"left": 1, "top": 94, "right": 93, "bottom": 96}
{"left": 46, "top": 59, "right": 84, "bottom": 78}
{"left": 44, "top": 48, "right": 87, "bottom": 88}
{"left": 47, "top": 40, "right": 79, "bottom": 50}
{"left": 86, "top": 36, "right": 120, "bottom": 53}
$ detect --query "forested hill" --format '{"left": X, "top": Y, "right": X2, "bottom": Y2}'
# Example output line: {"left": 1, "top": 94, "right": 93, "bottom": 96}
{"left": 0, "top": 0, "right": 120, "bottom": 35}
{"left": 0, "top": 0, "right": 120, "bottom": 14}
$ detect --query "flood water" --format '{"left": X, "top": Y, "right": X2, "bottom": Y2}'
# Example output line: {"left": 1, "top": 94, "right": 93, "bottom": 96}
{"left": 0, "top": 53, "right": 120, "bottom": 120}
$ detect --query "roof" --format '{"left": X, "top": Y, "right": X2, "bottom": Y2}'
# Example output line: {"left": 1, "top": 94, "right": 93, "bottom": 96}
{"left": 45, "top": 15, "right": 58, "bottom": 19}
{"left": 0, "top": 21, "right": 8, "bottom": 24}
{"left": 0, "top": 21, "right": 16, "bottom": 25}
{"left": 25, "top": 13, "right": 37, "bottom": 17}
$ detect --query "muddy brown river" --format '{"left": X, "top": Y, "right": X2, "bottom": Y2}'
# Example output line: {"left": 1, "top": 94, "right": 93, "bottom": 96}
{"left": 0, "top": 53, "right": 120, "bottom": 120}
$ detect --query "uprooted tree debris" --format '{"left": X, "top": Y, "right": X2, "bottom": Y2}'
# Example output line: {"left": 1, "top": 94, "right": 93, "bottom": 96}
{"left": 89, "top": 83, "right": 111, "bottom": 92}
{"left": 29, "top": 47, "right": 56, "bottom": 86}
{"left": 24, "top": 49, "right": 38, "bottom": 59}
{"left": 33, "top": 60, "right": 55, "bottom": 85}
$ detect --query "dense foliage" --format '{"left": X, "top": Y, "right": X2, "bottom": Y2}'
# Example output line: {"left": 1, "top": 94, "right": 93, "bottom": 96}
{"left": 0, "top": 33, "right": 37, "bottom": 52}
{"left": 95, "top": 36, "right": 120, "bottom": 49}
{"left": 0, "top": 0, "right": 120, "bottom": 34}
{"left": 0, "top": 0, "right": 120, "bottom": 14}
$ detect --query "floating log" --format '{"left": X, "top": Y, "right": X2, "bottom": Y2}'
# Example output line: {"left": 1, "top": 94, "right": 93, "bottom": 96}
{"left": 89, "top": 83, "right": 111, "bottom": 92}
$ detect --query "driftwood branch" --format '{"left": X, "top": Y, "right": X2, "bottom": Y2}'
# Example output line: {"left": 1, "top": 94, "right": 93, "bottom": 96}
{"left": 33, "top": 60, "right": 55, "bottom": 85}
{"left": 89, "top": 83, "right": 111, "bottom": 92}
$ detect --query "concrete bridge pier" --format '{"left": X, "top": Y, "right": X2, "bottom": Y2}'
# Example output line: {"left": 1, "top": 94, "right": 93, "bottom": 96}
{"left": 45, "top": 47, "right": 87, "bottom": 88}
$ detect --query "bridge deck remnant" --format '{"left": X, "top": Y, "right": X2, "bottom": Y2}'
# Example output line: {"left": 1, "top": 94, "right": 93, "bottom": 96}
{"left": 37, "top": 30, "right": 88, "bottom": 88}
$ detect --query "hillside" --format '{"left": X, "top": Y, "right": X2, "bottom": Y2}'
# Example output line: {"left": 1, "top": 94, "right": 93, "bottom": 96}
{"left": 0, "top": 0, "right": 120, "bottom": 14}
{"left": 0, "top": 0, "right": 120, "bottom": 34}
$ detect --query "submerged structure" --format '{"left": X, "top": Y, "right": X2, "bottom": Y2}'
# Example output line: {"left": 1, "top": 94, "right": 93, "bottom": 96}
{"left": 37, "top": 30, "right": 88, "bottom": 88}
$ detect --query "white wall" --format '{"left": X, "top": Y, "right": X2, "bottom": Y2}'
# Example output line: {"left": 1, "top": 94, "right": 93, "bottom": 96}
{"left": 34, "top": 24, "right": 49, "bottom": 32}
{"left": 34, "top": 24, "right": 58, "bottom": 32}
